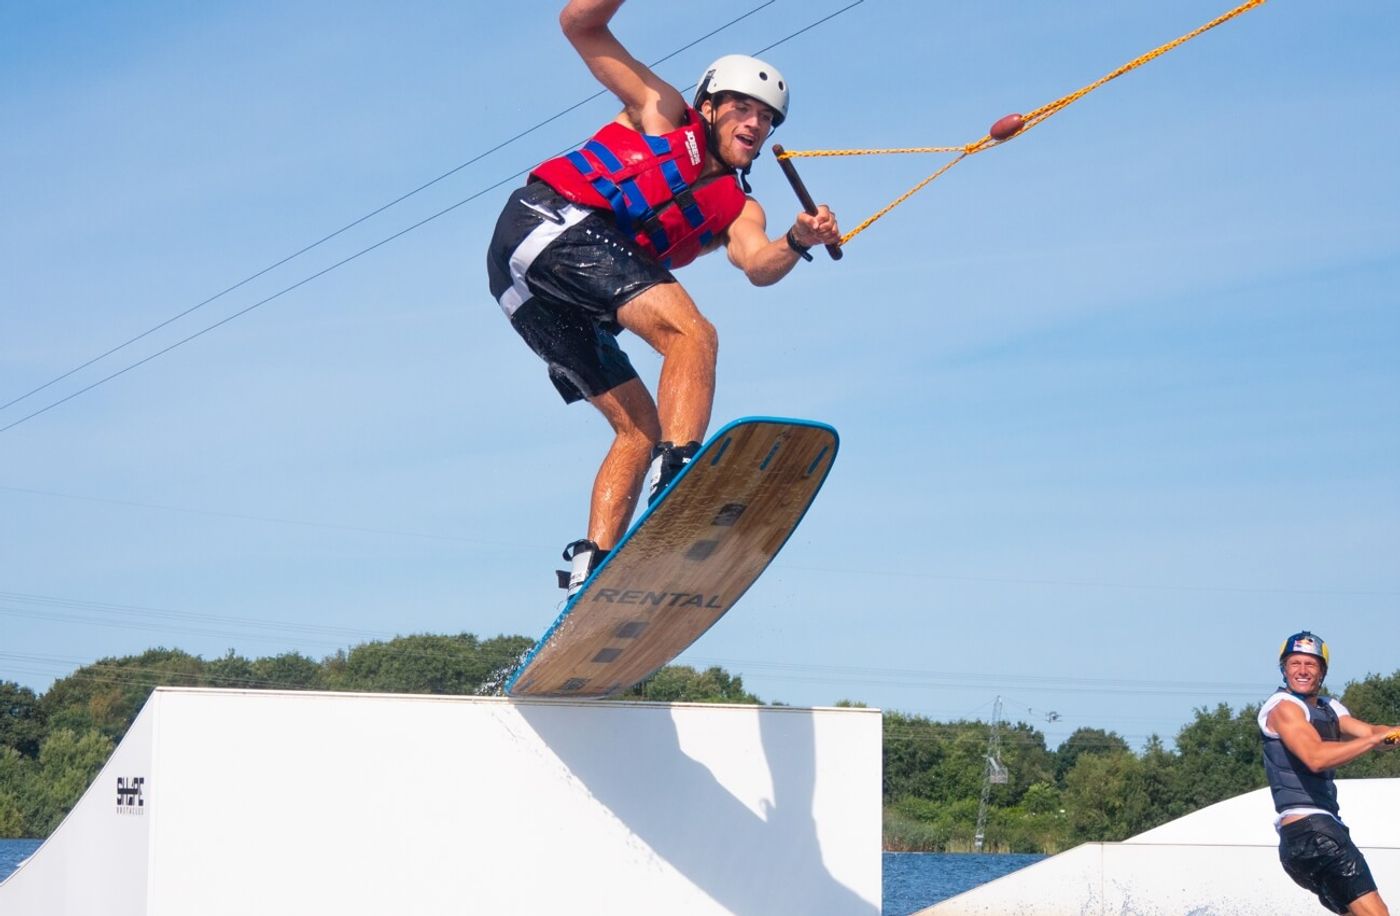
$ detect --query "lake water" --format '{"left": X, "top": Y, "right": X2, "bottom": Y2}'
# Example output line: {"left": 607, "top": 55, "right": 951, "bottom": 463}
{"left": 0, "top": 839, "right": 1040, "bottom": 912}
{"left": 0, "top": 839, "right": 41, "bottom": 881}
{"left": 882, "top": 851, "right": 1045, "bottom": 914}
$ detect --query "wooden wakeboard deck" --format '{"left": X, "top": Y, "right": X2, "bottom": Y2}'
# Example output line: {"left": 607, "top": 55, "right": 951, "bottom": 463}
{"left": 505, "top": 417, "right": 837, "bottom": 698}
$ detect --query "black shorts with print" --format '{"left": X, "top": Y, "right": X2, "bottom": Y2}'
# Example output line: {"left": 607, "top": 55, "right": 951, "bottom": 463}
{"left": 486, "top": 182, "right": 675, "bottom": 403}
{"left": 1279, "top": 815, "right": 1379, "bottom": 914}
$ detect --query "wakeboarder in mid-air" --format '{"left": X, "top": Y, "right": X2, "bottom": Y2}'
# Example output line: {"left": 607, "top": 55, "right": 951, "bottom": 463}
{"left": 486, "top": 0, "right": 840, "bottom": 595}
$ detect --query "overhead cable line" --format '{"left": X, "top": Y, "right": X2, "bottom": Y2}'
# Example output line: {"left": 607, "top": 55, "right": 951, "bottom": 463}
{"left": 0, "top": 483, "right": 533, "bottom": 549}
{"left": 0, "top": 0, "right": 775, "bottom": 416}
{"left": 0, "top": 652, "right": 1241, "bottom": 749}
{"left": 0, "top": 652, "right": 1182, "bottom": 746}
{"left": 0, "top": 605, "right": 365, "bottom": 651}
{"left": 0, "top": 1, "right": 867, "bottom": 435}
{"left": 692, "top": 669, "right": 1266, "bottom": 699}
{"left": 10, "top": 483, "right": 1399, "bottom": 602}
{"left": 771, "top": 564, "right": 1400, "bottom": 599}
{"left": 688, "top": 655, "right": 1266, "bottom": 695}
{"left": 1, "top": 587, "right": 1270, "bottom": 697}
{"left": 0, "top": 589, "right": 384, "bottom": 640}
{"left": 3, "top": 484, "right": 1393, "bottom": 599}
{"left": 0, "top": 180, "right": 518, "bottom": 434}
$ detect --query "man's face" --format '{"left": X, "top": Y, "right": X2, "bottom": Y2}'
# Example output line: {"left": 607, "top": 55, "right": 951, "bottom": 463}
{"left": 704, "top": 94, "right": 776, "bottom": 170}
{"left": 1283, "top": 654, "right": 1324, "bottom": 694}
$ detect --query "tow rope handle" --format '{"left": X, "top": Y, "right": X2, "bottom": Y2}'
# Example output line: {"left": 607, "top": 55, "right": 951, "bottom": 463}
{"left": 771, "top": 144, "right": 842, "bottom": 261}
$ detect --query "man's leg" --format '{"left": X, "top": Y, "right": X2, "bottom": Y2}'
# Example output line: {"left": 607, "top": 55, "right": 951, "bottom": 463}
{"left": 614, "top": 281, "right": 718, "bottom": 447}
{"left": 585, "top": 377, "right": 661, "bottom": 551}
{"left": 1287, "top": 817, "right": 1390, "bottom": 916}
{"left": 1348, "top": 890, "right": 1389, "bottom": 916}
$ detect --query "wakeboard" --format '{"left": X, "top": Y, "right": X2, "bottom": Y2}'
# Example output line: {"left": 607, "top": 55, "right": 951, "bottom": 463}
{"left": 504, "top": 416, "right": 838, "bottom": 698}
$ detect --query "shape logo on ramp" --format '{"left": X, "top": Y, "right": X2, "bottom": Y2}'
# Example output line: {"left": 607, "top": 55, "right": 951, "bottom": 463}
{"left": 116, "top": 776, "right": 145, "bottom": 814}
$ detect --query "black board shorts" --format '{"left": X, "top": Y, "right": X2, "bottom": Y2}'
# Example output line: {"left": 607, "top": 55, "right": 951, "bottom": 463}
{"left": 1278, "top": 814, "right": 1378, "bottom": 914}
{"left": 486, "top": 182, "right": 676, "bottom": 403}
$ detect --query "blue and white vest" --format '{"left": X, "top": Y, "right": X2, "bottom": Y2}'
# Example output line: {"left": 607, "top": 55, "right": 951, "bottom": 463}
{"left": 1257, "top": 689, "right": 1347, "bottom": 817}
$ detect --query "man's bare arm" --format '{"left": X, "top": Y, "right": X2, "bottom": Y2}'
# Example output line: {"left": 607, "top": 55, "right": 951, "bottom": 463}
{"left": 1338, "top": 714, "right": 1400, "bottom": 743}
{"left": 559, "top": 0, "right": 687, "bottom": 131}
{"left": 1270, "top": 701, "right": 1392, "bottom": 772}
{"left": 725, "top": 199, "right": 840, "bottom": 287}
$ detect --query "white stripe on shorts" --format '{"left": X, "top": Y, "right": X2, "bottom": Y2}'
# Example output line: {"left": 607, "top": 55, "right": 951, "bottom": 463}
{"left": 496, "top": 200, "right": 592, "bottom": 317}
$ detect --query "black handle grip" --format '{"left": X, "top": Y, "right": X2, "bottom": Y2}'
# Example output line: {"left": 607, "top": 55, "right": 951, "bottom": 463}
{"left": 771, "top": 144, "right": 842, "bottom": 261}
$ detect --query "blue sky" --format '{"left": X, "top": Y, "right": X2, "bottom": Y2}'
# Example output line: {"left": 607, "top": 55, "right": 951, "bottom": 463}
{"left": 2, "top": 0, "right": 1396, "bottom": 749}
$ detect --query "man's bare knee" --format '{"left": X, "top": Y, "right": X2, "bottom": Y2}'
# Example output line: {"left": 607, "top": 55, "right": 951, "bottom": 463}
{"left": 619, "top": 421, "right": 659, "bottom": 454}
{"left": 691, "top": 314, "right": 718, "bottom": 355}
{"left": 605, "top": 404, "right": 661, "bottom": 444}
{"left": 589, "top": 379, "right": 661, "bottom": 441}
{"left": 662, "top": 311, "right": 717, "bottom": 365}
{"left": 617, "top": 284, "right": 715, "bottom": 355}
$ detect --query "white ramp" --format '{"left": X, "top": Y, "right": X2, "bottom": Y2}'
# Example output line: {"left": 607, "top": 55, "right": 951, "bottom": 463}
{"left": 0, "top": 687, "right": 881, "bottom": 915}
{"left": 920, "top": 779, "right": 1400, "bottom": 915}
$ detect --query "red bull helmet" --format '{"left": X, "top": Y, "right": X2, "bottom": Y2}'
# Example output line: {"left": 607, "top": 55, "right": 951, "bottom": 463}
{"left": 1279, "top": 630, "right": 1329, "bottom": 677}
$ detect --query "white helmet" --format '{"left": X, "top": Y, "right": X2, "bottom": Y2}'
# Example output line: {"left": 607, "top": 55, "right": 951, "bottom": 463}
{"left": 694, "top": 54, "right": 789, "bottom": 126}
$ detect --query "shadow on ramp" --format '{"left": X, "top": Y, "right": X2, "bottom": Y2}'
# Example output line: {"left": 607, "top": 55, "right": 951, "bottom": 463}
{"left": 516, "top": 700, "right": 877, "bottom": 915}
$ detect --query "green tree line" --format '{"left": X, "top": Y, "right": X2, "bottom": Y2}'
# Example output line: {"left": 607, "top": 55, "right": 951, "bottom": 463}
{"left": 2, "top": 635, "right": 1396, "bottom": 850}
{"left": 884, "top": 669, "right": 1400, "bottom": 853}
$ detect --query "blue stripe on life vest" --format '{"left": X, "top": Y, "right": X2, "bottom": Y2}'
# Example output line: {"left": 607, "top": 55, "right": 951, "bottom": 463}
{"left": 657, "top": 160, "right": 705, "bottom": 230}
{"left": 643, "top": 133, "right": 706, "bottom": 235}
{"left": 565, "top": 150, "right": 597, "bottom": 179}
{"left": 657, "top": 158, "right": 687, "bottom": 196}
{"left": 581, "top": 141, "right": 651, "bottom": 228}
{"left": 644, "top": 222, "right": 671, "bottom": 256}
{"left": 567, "top": 144, "right": 652, "bottom": 233}
{"left": 565, "top": 150, "right": 631, "bottom": 228}
{"left": 588, "top": 177, "right": 632, "bottom": 230}
{"left": 679, "top": 200, "right": 705, "bottom": 229}
{"left": 638, "top": 137, "right": 676, "bottom": 251}
{"left": 615, "top": 178, "right": 652, "bottom": 230}
{"left": 583, "top": 140, "right": 625, "bottom": 173}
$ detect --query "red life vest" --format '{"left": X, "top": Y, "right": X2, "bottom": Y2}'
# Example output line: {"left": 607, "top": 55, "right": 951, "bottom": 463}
{"left": 530, "top": 108, "right": 748, "bottom": 270}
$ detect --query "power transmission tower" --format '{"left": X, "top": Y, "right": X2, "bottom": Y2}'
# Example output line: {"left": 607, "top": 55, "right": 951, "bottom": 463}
{"left": 974, "top": 695, "right": 1007, "bottom": 852}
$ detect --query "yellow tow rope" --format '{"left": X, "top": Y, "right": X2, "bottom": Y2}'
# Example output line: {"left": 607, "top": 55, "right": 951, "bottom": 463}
{"left": 777, "top": 0, "right": 1269, "bottom": 248}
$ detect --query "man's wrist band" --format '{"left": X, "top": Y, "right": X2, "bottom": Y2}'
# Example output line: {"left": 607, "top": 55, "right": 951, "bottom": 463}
{"left": 786, "top": 228, "right": 814, "bottom": 261}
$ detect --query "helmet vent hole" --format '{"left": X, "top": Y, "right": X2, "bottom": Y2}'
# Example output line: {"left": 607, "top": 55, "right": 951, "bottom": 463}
{"left": 758, "top": 71, "right": 768, "bottom": 81}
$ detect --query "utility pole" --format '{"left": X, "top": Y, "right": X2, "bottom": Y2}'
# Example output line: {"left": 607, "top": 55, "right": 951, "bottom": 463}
{"left": 974, "top": 695, "right": 1007, "bottom": 852}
